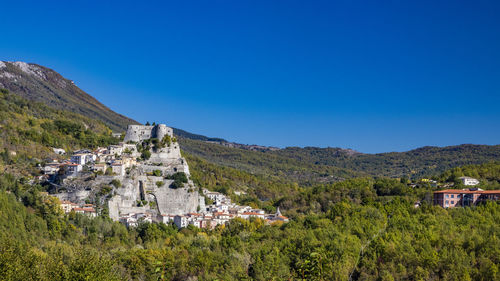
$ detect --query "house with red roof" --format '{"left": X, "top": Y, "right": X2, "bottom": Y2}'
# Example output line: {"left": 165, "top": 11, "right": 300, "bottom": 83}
{"left": 433, "top": 188, "right": 500, "bottom": 208}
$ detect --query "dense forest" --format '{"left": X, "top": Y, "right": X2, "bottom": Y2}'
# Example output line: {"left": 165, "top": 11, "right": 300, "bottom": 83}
{"left": 0, "top": 161, "right": 499, "bottom": 280}
{"left": 180, "top": 138, "right": 500, "bottom": 182}
{"left": 1, "top": 87, "right": 499, "bottom": 280}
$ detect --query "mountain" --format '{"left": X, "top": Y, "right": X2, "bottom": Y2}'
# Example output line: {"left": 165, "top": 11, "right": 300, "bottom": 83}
{"left": 180, "top": 137, "right": 500, "bottom": 183}
{"left": 272, "top": 144, "right": 500, "bottom": 178}
{"left": 0, "top": 88, "right": 119, "bottom": 176}
{"left": 0, "top": 61, "right": 138, "bottom": 132}
{"left": 2, "top": 61, "right": 499, "bottom": 182}
{"left": 172, "top": 127, "right": 227, "bottom": 142}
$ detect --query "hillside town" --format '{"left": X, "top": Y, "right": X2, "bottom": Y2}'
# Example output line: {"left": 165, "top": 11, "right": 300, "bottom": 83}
{"left": 39, "top": 124, "right": 288, "bottom": 229}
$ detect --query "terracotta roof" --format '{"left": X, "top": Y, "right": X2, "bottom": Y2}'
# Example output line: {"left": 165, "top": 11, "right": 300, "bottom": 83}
{"left": 480, "top": 190, "right": 500, "bottom": 194}
{"left": 242, "top": 212, "right": 265, "bottom": 216}
{"left": 434, "top": 189, "right": 500, "bottom": 194}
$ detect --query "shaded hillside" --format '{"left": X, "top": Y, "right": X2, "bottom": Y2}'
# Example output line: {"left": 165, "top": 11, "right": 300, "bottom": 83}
{"left": 180, "top": 138, "right": 366, "bottom": 185}
{"left": 0, "top": 61, "right": 138, "bottom": 132}
{"left": 180, "top": 137, "right": 500, "bottom": 180}
{"left": 172, "top": 127, "right": 227, "bottom": 142}
{"left": 273, "top": 144, "right": 500, "bottom": 178}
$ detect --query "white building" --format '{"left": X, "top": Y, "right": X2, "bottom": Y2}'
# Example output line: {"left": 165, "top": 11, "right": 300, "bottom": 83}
{"left": 70, "top": 154, "right": 86, "bottom": 165}
{"left": 108, "top": 145, "right": 123, "bottom": 156}
{"left": 238, "top": 212, "right": 265, "bottom": 220}
{"left": 120, "top": 215, "right": 138, "bottom": 228}
{"left": 42, "top": 163, "right": 61, "bottom": 175}
{"left": 205, "top": 191, "right": 226, "bottom": 204}
{"left": 52, "top": 148, "right": 66, "bottom": 155}
{"left": 459, "top": 176, "right": 480, "bottom": 186}
{"left": 174, "top": 215, "right": 189, "bottom": 228}
{"left": 161, "top": 214, "right": 175, "bottom": 224}
{"left": 112, "top": 163, "right": 125, "bottom": 176}
{"left": 66, "top": 163, "right": 82, "bottom": 175}
{"left": 73, "top": 207, "right": 97, "bottom": 217}
{"left": 92, "top": 163, "right": 107, "bottom": 173}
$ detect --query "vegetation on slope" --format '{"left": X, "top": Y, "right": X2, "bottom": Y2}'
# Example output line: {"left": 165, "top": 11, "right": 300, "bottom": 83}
{"left": 1, "top": 161, "right": 499, "bottom": 280}
{"left": 0, "top": 61, "right": 138, "bottom": 132}
{"left": 276, "top": 145, "right": 500, "bottom": 178}
{"left": 0, "top": 88, "right": 119, "bottom": 175}
{"left": 1, "top": 62, "right": 499, "bottom": 280}
{"left": 2, "top": 61, "right": 498, "bottom": 181}
{"left": 180, "top": 137, "right": 500, "bottom": 182}
{"left": 180, "top": 138, "right": 365, "bottom": 185}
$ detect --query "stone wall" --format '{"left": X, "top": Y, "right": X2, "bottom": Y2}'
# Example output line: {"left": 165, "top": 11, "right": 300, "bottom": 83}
{"left": 54, "top": 190, "right": 90, "bottom": 203}
{"left": 123, "top": 124, "right": 174, "bottom": 143}
{"left": 152, "top": 184, "right": 200, "bottom": 215}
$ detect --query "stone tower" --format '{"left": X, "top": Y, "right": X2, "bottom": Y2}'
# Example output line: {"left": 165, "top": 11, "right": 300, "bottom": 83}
{"left": 123, "top": 124, "right": 173, "bottom": 143}
{"left": 154, "top": 124, "right": 172, "bottom": 141}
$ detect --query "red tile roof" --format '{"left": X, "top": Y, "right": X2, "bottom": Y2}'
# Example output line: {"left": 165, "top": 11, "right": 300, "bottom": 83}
{"left": 434, "top": 189, "right": 500, "bottom": 194}
{"left": 242, "top": 212, "right": 265, "bottom": 216}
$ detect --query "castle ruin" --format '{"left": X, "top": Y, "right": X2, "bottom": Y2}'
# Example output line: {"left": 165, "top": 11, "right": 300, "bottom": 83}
{"left": 123, "top": 124, "right": 173, "bottom": 143}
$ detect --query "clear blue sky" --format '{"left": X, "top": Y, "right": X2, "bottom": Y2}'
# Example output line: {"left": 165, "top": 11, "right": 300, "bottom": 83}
{"left": 1, "top": 0, "right": 499, "bottom": 153}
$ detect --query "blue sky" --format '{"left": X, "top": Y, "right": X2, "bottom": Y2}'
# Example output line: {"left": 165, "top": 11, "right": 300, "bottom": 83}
{"left": 1, "top": 0, "right": 499, "bottom": 153}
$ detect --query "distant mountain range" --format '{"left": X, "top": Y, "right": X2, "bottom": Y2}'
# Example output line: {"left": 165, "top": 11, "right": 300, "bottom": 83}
{"left": 1, "top": 60, "right": 499, "bottom": 180}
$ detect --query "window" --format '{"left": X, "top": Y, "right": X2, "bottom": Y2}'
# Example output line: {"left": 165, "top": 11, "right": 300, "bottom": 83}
{"left": 451, "top": 201, "right": 454, "bottom": 204}
{"left": 446, "top": 195, "right": 449, "bottom": 198}
{"left": 445, "top": 200, "right": 449, "bottom": 204}
{"left": 457, "top": 194, "right": 461, "bottom": 198}
{"left": 451, "top": 195, "right": 454, "bottom": 198}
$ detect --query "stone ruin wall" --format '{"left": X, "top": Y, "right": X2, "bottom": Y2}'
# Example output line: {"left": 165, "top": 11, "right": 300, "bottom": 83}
{"left": 123, "top": 124, "right": 174, "bottom": 143}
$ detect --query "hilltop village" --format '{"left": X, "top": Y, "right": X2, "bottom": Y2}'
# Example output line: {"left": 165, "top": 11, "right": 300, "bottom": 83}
{"left": 40, "top": 124, "right": 288, "bottom": 229}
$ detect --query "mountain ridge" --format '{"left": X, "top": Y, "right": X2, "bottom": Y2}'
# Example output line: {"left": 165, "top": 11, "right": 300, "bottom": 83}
{"left": 2, "top": 61, "right": 499, "bottom": 180}
{"left": 0, "top": 61, "right": 138, "bottom": 132}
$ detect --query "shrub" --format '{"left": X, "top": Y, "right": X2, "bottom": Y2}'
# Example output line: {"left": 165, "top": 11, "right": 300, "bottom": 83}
{"left": 110, "top": 179, "right": 121, "bottom": 188}
{"left": 141, "top": 150, "right": 151, "bottom": 161}
{"left": 167, "top": 172, "right": 188, "bottom": 189}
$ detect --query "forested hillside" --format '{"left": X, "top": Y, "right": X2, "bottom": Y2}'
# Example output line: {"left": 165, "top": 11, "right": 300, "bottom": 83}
{"left": 0, "top": 88, "right": 119, "bottom": 175}
{"left": 0, "top": 62, "right": 499, "bottom": 280}
{"left": 0, "top": 161, "right": 499, "bottom": 280}
{"left": 2, "top": 61, "right": 499, "bottom": 182}
{"left": 180, "top": 137, "right": 500, "bottom": 183}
